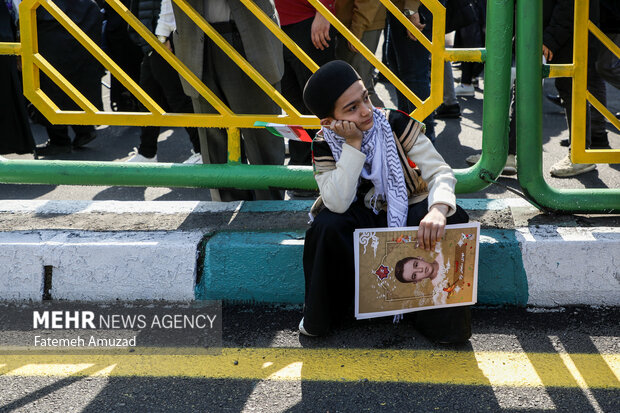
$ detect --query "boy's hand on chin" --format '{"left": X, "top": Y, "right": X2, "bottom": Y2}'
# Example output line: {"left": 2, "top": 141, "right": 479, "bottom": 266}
{"left": 417, "top": 204, "right": 448, "bottom": 251}
{"left": 329, "top": 120, "right": 363, "bottom": 150}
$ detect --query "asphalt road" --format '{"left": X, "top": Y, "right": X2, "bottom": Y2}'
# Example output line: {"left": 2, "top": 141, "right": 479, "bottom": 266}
{"left": 0, "top": 304, "right": 618, "bottom": 413}
{"left": 1, "top": 68, "right": 618, "bottom": 202}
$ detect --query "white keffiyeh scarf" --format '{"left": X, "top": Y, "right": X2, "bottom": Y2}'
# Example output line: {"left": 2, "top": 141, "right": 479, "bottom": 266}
{"left": 322, "top": 108, "right": 408, "bottom": 227}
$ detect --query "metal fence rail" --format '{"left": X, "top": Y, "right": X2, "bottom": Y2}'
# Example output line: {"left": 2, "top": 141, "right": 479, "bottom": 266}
{"left": 516, "top": 0, "right": 620, "bottom": 213}
{"left": 0, "top": 0, "right": 617, "bottom": 212}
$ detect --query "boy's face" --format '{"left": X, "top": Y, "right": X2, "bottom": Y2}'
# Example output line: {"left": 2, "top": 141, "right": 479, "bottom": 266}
{"left": 401, "top": 257, "right": 435, "bottom": 283}
{"left": 322, "top": 80, "right": 374, "bottom": 131}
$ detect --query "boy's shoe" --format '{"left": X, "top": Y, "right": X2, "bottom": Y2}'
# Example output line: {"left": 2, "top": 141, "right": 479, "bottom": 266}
{"left": 72, "top": 131, "right": 97, "bottom": 148}
{"left": 36, "top": 141, "right": 72, "bottom": 156}
{"left": 455, "top": 84, "right": 475, "bottom": 96}
{"left": 550, "top": 155, "right": 596, "bottom": 177}
{"left": 298, "top": 318, "right": 317, "bottom": 337}
{"left": 182, "top": 150, "right": 203, "bottom": 164}
{"left": 465, "top": 154, "right": 517, "bottom": 175}
{"left": 434, "top": 103, "right": 461, "bottom": 119}
{"left": 126, "top": 148, "right": 157, "bottom": 163}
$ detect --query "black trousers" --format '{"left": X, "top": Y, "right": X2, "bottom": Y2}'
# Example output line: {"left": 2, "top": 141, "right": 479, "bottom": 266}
{"left": 281, "top": 17, "right": 335, "bottom": 166}
{"left": 303, "top": 197, "right": 471, "bottom": 341}
{"left": 137, "top": 40, "right": 200, "bottom": 158}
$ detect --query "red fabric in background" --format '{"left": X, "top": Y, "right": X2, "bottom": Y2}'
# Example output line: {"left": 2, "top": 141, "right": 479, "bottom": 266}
{"left": 275, "top": 0, "right": 334, "bottom": 26}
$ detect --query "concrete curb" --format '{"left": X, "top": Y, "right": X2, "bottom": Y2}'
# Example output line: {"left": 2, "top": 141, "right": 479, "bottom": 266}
{"left": 0, "top": 199, "right": 618, "bottom": 306}
{"left": 0, "top": 230, "right": 203, "bottom": 301}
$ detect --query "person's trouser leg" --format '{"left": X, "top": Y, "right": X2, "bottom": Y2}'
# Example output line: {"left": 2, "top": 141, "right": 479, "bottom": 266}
{"left": 556, "top": 77, "right": 591, "bottom": 149}
{"left": 444, "top": 61, "right": 458, "bottom": 106}
{"left": 303, "top": 200, "right": 384, "bottom": 335}
{"left": 150, "top": 38, "right": 201, "bottom": 153}
{"left": 137, "top": 52, "right": 163, "bottom": 158}
{"left": 195, "top": 29, "right": 285, "bottom": 201}
{"left": 596, "top": 33, "right": 620, "bottom": 90}
{"left": 282, "top": 18, "right": 334, "bottom": 166}
{"left": 588, "top": 55, "right": 609, "bottom": 146}
{"left": 337, "top": 29, "right": 385, "bottom": 107}
{"left": 387, "top": 12, "right": 435, "bottom": 140}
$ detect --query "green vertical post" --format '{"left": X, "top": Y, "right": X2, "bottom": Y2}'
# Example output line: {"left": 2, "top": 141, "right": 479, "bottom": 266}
{"left": 454, "top": 0, "right": 514, "bottom": 193}
{"left": 516, "top": 0, "right": 620, "bottom": 213}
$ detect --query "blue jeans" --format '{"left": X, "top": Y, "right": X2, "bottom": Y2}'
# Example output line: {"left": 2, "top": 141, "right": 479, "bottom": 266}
{"left": 387, "top": 8, "right": 436, "bottom": 141}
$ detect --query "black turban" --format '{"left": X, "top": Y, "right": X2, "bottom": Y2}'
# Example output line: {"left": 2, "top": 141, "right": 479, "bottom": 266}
{"left": 303, "top": 60, "right": 362, "bottom": 119}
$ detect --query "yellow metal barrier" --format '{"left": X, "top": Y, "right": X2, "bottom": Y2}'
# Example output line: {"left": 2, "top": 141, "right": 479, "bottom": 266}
{"left": 568, "top": 0, "right": 619, "bottom": 164}
{"left": 10, "top": 0, "right": 489, "bottom": 168}
{"left": 16, "top": 0, "right": 458, "bottom": 134}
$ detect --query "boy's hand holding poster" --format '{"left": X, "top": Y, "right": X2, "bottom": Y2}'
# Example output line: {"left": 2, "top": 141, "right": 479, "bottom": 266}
{"left": 354, "top": 223, "right": 480, "bottom": 319}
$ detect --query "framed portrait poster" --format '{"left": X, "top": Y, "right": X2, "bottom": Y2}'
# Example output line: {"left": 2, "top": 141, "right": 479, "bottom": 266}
{"left": 354, "top": 222, "right": 480, "bottom": 319}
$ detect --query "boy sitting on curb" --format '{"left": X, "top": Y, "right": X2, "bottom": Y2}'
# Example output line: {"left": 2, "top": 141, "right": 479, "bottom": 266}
{"left": 300, "top": 61, "right": 471, "bottom": 343}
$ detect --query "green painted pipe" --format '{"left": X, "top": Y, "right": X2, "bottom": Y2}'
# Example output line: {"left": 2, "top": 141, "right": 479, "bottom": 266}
{"left": 516, "top": 0, "right": 620, "bottom": 213}
{"left": 0, "top": 160, "right": 318, "bottom": 190}
{"left": 454, "top": 0, "right": 513, "bottom": 193}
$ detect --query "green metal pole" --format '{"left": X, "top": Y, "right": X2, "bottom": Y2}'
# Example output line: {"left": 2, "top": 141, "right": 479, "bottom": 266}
{"left": 454, "top": 0, "right": 513, "bottom": 193}
{"left": 0, "top": 160, "right": 318, "bottom": 190}
{"left": 516, "top": 0, "right": 620, "bottom": 213}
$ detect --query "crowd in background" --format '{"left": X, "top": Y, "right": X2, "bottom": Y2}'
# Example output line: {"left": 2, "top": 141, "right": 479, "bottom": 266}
{"left": 1, "top": 0, "right": 618, "bottom": 187}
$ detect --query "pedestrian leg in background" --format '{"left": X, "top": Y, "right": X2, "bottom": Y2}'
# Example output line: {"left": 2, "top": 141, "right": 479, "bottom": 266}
{"left": 550, "top": 76, "right": 596, "bottom": 178}
{"left": 596, "top": 33, "right": 620, "bottom": 91}
{"left": 387, "top": 11, "right": 435, "bottom": 141}
{"left": 336, "top": 29, "right": 385, "bottom": 107}
{"left": 280, "top": 16, "right": 335, "bottom": 169}
{"left": 151, "top": 38, "right": 201, "bottom": 162}
{"left": 126, "top": 50, "right": 164, "bottom": 162}
{"left": 193, "top": 30, "right": 285, "bottom": 201}
{"left": 435, "top": 60, "right": 461, "bottom": 119}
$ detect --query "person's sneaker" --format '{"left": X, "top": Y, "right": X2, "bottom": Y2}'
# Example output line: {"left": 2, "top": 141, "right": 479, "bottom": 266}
{"left": 36, "top": 141, "right": 72, "bottom": 156}
{"left": 298, "top": 318, "right": 317, "bottom": 337}
{"left": 435, "top": 103, "right": 461, "bottom": 119}
{"left": 550, "top": 155, "right": 596, "bottom": 177}
{"left": 182, "top": 150, "right": 202, "bottom": 164}
{"left": 546, "top": 94, "right": 563, "bottom": 107}
{"left": 72, "top": 131, "right": 97, "bottom": 148}
{"left": 503, "top": 154, "right": 517, "bottom": 175}
{"left": 465, "top": 153, "right": 481, "bottom": 165}
{"left": 126, "top": 148, "right": 157, "bottom": 162}
{"left": 0, "top": 155, "right": 7, "bottom": 161}
{"left": 455, "top": 84, "right": 475, "bottom": 96}
{"left": 465, "top": 153, "right": 517, "bottom": 175}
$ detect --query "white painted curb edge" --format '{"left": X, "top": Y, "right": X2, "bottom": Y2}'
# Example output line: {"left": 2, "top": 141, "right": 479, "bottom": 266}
{"left": 516, "top": 226, "right": 620, "bottom": 306}
{"left": 0, "top": 231, "right": 204, "bottom": 301}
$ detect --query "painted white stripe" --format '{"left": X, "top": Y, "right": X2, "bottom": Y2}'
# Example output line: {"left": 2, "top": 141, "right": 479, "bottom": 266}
{"left": 0, "top": 231, "right": 203, "bottom": 300}
{"left": 472, "top": 334, "right": 555, "bottom": 410}
{"left": 0, "top": 198, "right": 536, "bottom": 215}
{"left": 517, "top": 227, "right": 620, "bottom": 306}
{"left": 549, "top": 336, "right": 604, "bottom": 413}
{"left": 0, "top": 200, "right": 241, "bottom": 215}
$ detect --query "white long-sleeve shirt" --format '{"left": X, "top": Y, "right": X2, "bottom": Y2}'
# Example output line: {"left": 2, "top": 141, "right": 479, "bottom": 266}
{"left": 315, "top": 133, "right": 457, "bottom": 217}
{"left": 155, "top": 0, "right": 176, "bottom": 37}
